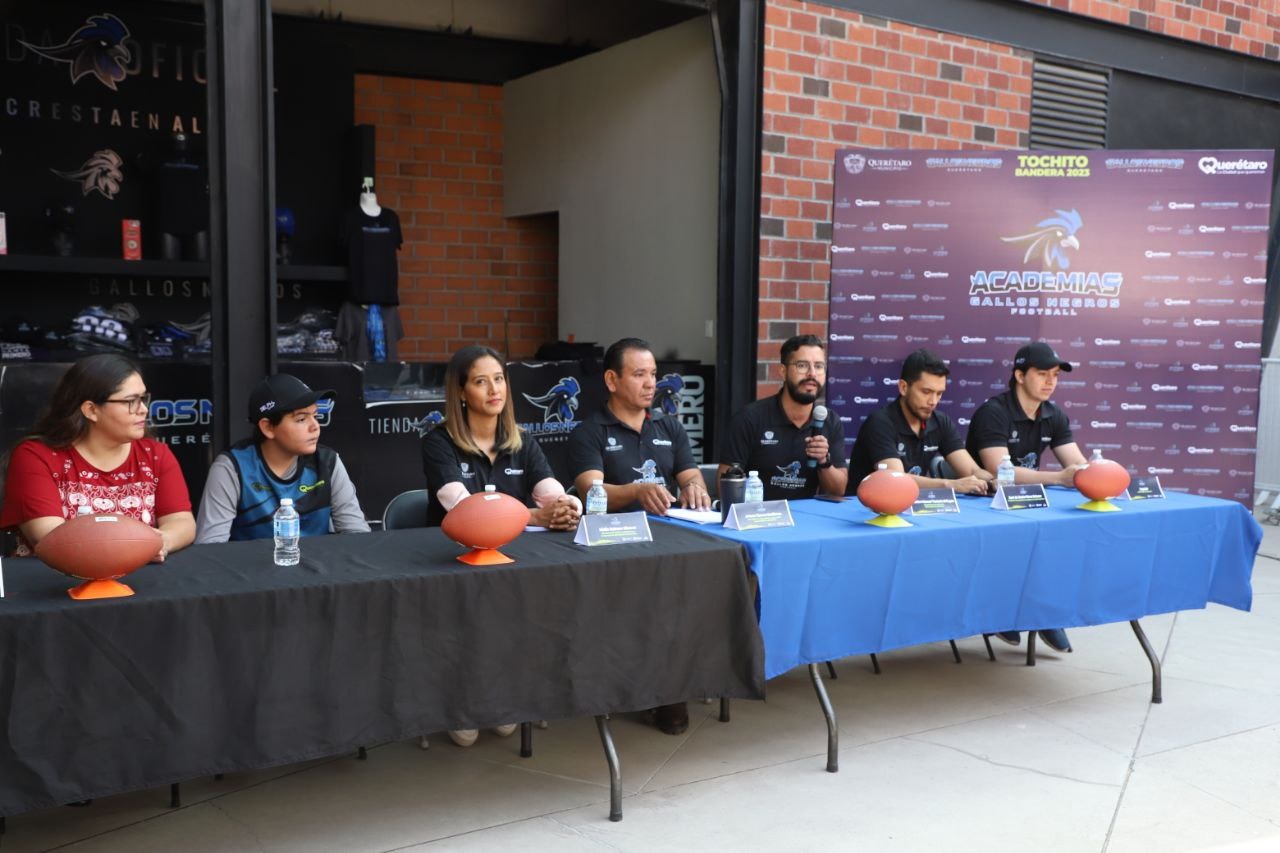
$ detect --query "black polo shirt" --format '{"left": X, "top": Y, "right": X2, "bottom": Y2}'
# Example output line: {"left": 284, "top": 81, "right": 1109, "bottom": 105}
{"left": 566, "top": 405, "right": 696, "bottom": 511}
{"left": 721, "top": 392, "right": 847, "bottom": 501}
{"left": 421, "top": 425, "right": 557, "bottom": 526}
{"left": 965, "top": 390, "right": 1073, "bottom": 470}
{"left": 847, "top": 397, "right": 965, "bottom": 484}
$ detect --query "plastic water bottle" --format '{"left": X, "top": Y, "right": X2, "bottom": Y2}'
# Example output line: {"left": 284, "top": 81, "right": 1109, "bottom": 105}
{"left": 997, "top": 455, "right": 1016, "bottom": 489}
{"left": 585, "top": 479, "right": 608, "bottom": 515}
{"left": 745, "top": 470, "right": 765, "bottom": 504}
{"left": 273, "top": 498, "right": 300, "bottom": 566}
{"left": 1090, "top": 448, "right": 1105, "bottom": 463}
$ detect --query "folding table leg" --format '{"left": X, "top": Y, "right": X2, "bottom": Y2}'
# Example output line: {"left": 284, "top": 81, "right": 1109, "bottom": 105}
{"left": 869, "top": 653, "right": 881, "bottom": 675}
{"left": 1130, "top": 619, "right": 1163, "bottom": 704}
{"left": 950, "top": 640, "right": 962, "bottom": 663}
{"left": 982, "top": 634, "right": 996, "bottom": 661}
{"left": 719, "top": 697, "right": 731, "bottom": 722}
{"left": 808, "top": 663, "right": 839, "bottom": 773}
{"left": 170, "top": 783, "right": 180, "bottom": 808}
{"left": 357, "top": 746, "right": 368, "bottom": 760}
{"left": 520, "top": 721, "right": 533, "bottom": 757}
{"left": 595, "top": 715, "right": 623, "bottom": 821}
{"left": 1025, "top": 631, "right": 1037, "bottom": 667}
{"left": 826, "top": 660, "right": 838, "bottom": 679}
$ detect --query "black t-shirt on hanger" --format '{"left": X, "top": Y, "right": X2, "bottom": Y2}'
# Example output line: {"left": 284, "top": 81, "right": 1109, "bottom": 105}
{"left": 340, "top": 207, "right": 403, "bottom": 305}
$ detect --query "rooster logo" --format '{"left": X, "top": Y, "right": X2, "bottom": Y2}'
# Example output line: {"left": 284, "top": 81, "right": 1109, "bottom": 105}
{"left": 523, "top": 377, "right": 580, "bottom": 423}
{"left": 20, "top": 14, "right": 133, "bottom": 91}
{"left": 1001, "top": 208, "right": 1082, "bottom": 270}
{"left": 653, "top": 373, "right": 685, "bottom": 416}
{"left": 632, "top": 459, "right": 663, "bottom": 483}
{"left": 410, "top": 410, "right": 444, "bottom": 437}
{"left": 52, "top": 150, "right": 124, "bottom": 198}
{"left": 775, "top": 461, "right": 803, "bottom": 480}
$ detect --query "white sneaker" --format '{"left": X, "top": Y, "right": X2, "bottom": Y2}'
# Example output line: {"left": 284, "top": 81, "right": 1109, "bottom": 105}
{"left": 493, "top": 724, "right": 517, "bottom": 737}
{"left": 448, "top": 729, "right": 479, "bottom": 747}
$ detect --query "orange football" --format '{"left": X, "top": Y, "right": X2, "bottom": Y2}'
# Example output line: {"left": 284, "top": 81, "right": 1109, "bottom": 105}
{"left": 1074, "top": 458, "right": 1131, "bottom": 501}
{"left": 35, "top": 513, "right": 162, "bottom": 581}
{"left": 857, "top": 467, "right": 920, "bottom": 516}
{"left": 441, "top": 490, "right": 531, "bottom": 550}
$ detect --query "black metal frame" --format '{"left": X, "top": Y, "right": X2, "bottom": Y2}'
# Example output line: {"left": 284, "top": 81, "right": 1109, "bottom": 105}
{"left": 711, "top": 0, "right": 765, "bottom": 452}
{"left": 204, "top": 0, "right": 277, "bottom": 451}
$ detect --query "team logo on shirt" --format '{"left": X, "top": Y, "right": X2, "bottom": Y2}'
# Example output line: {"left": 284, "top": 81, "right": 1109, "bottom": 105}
{"left": 770, "top": 461, "right": 806, "bottom": 490}
{"left": 605, "top": 436, "right": 622, "bottom": 452}
{"left": 632, "top": 459, "right": 664, "bottom": 483}
{"left": 459, "top": 462, "right": 474, "bottom": 479}
{"left": 1017, "top": 452, "right": 1039, "bottom": 468}
{"left": 1011, "top": 429, "right": 1019, "bottom": 441}
{"left": 760, "top": 431, "right": 779, "bottom": 446}
{"left": 896, "top": 442, "right": 906, "bottom": 455}
{"left": 651, "top": 438, "right": 672, "bottom": 446}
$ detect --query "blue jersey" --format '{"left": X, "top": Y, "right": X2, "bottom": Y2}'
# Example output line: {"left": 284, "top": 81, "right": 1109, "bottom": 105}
{"left": 225, "top": 440, "right": 337, "bottom": 541}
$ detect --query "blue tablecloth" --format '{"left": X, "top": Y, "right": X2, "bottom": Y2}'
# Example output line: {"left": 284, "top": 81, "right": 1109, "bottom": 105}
{"left": 661, "top": 491, "right": 1261, "bottom": 680}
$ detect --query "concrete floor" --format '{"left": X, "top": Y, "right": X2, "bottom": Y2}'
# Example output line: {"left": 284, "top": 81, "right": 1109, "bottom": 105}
{"left": 7, "top": 523, "right": 1280, "bottom": 852}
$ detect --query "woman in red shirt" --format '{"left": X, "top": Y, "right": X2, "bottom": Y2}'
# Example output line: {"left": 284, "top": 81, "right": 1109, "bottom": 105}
{"left": 0, "top": 353, "right": 195, "bottom": 559}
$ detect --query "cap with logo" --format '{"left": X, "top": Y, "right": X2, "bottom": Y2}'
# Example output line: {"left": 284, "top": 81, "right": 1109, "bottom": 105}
{"left": 1013, "top": 341, "right": 1073, "bottom": 373}
{"left": 247, "top": 373, "right": 336, "bottom": 422}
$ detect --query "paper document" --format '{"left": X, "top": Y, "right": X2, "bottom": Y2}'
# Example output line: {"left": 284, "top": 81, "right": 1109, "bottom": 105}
{"left": 665, "top": 508, "right": 723, "bottom": 525}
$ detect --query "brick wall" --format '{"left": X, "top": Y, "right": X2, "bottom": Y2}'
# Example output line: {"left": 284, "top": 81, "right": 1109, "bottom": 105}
{"left": 353, "top": 75, "right": 557, "bottom": 361}
{"left": 1021, "top": 0, "right": 1280, "bottom": 59}
{"left": 757, "top": 0, "right": 1033, "bottom": 394}
{"left": 756, "top": 0, "right": 1276, "bottom": 395}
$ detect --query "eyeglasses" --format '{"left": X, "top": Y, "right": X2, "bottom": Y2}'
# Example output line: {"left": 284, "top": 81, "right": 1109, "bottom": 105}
{"left": 103, "top": 393, "right": 152, "bottom": 414}
{"left": 787, "top": 360, "right": 826, "bottom": 374}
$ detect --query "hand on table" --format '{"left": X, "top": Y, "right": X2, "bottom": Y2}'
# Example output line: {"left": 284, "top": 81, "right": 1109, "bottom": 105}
{"left": 635, "top": 482, "right": 678, "bottom": 516}
{"left": 947, "top": 475, "right": 991, "bottom": 496}
{"left": 679, "top": 481, "right": 713, "bottom": 511}
{"left": 533, "top": 496, "right": 581, "bottom": 530}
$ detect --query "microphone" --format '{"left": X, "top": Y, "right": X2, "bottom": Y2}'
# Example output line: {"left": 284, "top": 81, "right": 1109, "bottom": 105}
{"left": 807, "top": 404, "right": 828, "bottom": 468}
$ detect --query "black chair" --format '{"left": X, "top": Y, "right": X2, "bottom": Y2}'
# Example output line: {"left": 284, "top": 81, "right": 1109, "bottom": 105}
{"left": 382, "top": 489, "right": 430, "bottom": 531}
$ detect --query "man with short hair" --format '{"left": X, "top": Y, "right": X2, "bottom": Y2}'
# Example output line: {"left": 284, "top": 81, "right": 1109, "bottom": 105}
{"left": 965, "top": 341, "right": 1088, "bottom": 652}
{"left": 567, "top": 337, "right": 710, "bottom": 736}
{"left": 847, "top": 348, "right": 992, "bottom": 494}
{"left": 195, "top": 373, "right": 370, "bottom": 543}
{"left": 567, "top": 337, "right": 711, "bottom": 517}
{"left": 720, "top": 334, "right": 848, "bottom": 500}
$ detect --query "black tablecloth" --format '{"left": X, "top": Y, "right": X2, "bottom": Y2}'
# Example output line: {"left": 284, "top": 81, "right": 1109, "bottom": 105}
{"left": 0, "top": 525, "right": 764, "bottom": 815}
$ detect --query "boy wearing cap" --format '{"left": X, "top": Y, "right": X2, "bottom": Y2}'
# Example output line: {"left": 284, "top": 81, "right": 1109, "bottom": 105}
{"left": 194, "top": 373, "right": 370, "bottom": 543}
{"left": 966, "top": 341, "right": 1088, "bottom": 652}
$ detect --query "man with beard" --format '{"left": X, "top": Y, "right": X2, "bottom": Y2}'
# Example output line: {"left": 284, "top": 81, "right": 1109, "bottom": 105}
{"left": 719, "top": 335, "right": 848, "bottom": 500}
{"left": 847, "top": 348, "right": 992, "bottom": 494}
{"left": 964, "top": 341, "right": 1087, "bottom": 653}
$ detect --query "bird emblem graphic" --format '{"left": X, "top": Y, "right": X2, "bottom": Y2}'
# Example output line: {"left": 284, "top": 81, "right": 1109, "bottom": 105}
{"left": 19, "top": 14, "right": 133, "bottom": 91}
{"left": 523, "top": 377, "right": 580, "bottom": 423}
{"left": 776, "top": 461, "right": 803, "bottom": 480}
{"left": 653, "top": 373, "right": 685, "bottom": 416}
{"left": 632, "top": 459, "right": 663, "bottom": 483}
{"left": 52, "top": 150, "right": 124, "bottom": 199}
{"left": 1001, "top": 208, "right": 1083, "bottom": 270}
{"left": 410, "top": 410, "right": 444, "bottom": 437}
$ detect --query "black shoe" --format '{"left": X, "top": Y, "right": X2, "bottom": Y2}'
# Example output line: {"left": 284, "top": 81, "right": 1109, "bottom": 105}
{"left": 652, "top": 702, "right": 689, "bottom": 735}
{"left": 993, "top": 631, "right": 1021, "bottom": 646}
{"left": 1038, "top": 629, "right": 1072, "bottom": 653}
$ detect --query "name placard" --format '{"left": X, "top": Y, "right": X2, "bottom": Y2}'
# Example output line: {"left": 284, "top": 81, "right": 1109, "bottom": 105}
{"left": 724, "top": 500, "right": 795, "bottom": 531}
{"left": 573, "top": 511, "right": 654, "bottom": 546}
{"left": 991, "top": 483, "right": 1049, "bottom": 511}
{"left": 1124, "top": 476, "right": 1165, "bottom": 501}
{"left": 910, "top": 488, "right": 960, "bottom": 515}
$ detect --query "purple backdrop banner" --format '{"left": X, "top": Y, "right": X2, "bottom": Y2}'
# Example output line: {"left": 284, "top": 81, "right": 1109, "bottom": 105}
{"left": 829, "top": 149, "right": 1272, "bottom": 505}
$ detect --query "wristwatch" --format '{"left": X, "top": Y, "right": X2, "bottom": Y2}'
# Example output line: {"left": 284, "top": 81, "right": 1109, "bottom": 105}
{"left": 817, "top": 455, "right": 833, "bottom": 470}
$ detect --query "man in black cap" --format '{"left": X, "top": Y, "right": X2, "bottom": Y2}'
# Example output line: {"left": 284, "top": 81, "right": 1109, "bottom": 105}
{"left": 966, "top": 341, "right": 1088, "bottom": 652}
{"left": 847, "top": 348, "right": 992, "bottom": 494}
{"left": 195, "top": 373, "right": 370, "bottom": 543}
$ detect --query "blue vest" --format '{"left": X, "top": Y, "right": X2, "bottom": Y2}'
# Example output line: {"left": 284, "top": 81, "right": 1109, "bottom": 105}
{"left": 226, "top": 440, "right": 337, "bottom": 541}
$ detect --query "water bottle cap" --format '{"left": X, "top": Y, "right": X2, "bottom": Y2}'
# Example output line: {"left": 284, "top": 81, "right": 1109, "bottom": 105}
{"left": 484, "top": 484, "right": 497, "bottom": 492}
{"left": 592, "top": 479, "right": 603, "bottom": 486}
{"left": 748, "top": 470, "right": 758, "bottom": 477}
{"left": 280, "top": 498, "right": 293, "bottom": 506}
{"left": 1002, "top": 455, "right": 1011, "bottom": 462}
{"left": 876, "top": 463, "right": 887, "bottom": 470}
